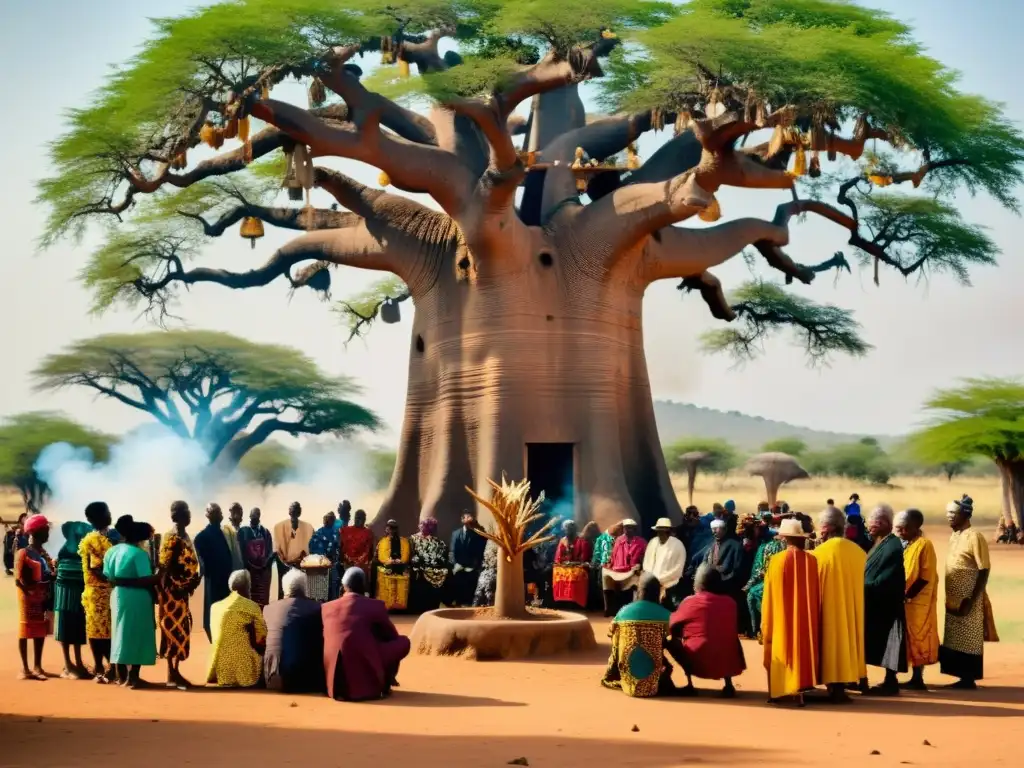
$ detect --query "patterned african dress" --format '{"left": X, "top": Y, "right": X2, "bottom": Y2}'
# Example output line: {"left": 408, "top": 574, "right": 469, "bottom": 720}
{"left": 601, "top": 600, "right": 672, "bottom": 697}
{"left": 54, "top": 522, "right": 91, "bottom": 645}
{"left": 553, "top": 536, "right": 592, "bottom": 608}
{"left": 15, "top": 547, "right": 54, "bottom": 639}
{"left": 410, "top": 533, "right": 449, "bottom": 612}
{"left": 745, "top": 538, "right": 785, "bottom": 640}
{"left": 940, "top": 526, "right": 997, "bottom": 681}
{"left": 79, "top": 529, "right": 119, "bottom": 640}
{"left": 375, "top": 536, "right": 411, "bottom": 611}
{"left": 103, "top": 543, "right": 158, "bottom": 666}
{"left": 473, "top": 540, "right": 499, "bottom": 607}
{"left": 206, "top": 592, "right": 268, "bottom": 688}
{"left": 157, "top": 532, "right": 201, "bottom": 663}
{"left": 237, "top": 525, "right": 273, "bottom": 607}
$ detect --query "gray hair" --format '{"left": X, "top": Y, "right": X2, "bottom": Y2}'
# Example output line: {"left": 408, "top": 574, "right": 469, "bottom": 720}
{"left": 282, "top": 569, "right": 307, "bottom": 598}
{"left": 227, "top": 569, "right": 251, "bottom": 593}
{"left": 693, "top": 562, "right": 724, "bottom": 595}
{"left": 818, "top": 505, "right": 846, "bottom": 533}
{"left": 870, "top": 503, "right": 894, "bottom": 525}
{"left": 894, "top": 509, "right": 911, "bottom": 528}
{"left": 342, "top": 566, "right": 366, "bottom": 594}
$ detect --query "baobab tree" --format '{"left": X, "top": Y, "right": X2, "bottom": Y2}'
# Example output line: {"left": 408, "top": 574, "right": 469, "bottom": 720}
{"left": 39, "top": 0, "right": 1023, "bottom": 533}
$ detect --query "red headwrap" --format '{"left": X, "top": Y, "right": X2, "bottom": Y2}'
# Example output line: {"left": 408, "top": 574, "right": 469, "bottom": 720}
{"left": 23, "top": 514, "right": 49, "bottom": 535}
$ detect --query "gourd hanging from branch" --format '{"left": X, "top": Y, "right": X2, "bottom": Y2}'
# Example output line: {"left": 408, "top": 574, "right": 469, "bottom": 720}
{"left": 378, "top": 171, "right": 391, "bottom": 187}
{"left": 239, "top": 217, "right": 264, "bottom": 250}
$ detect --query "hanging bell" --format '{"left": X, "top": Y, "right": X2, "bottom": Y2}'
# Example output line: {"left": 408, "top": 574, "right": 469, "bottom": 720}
{"left": 200, "top": 122, "right": 217, "bottom": 148}
{"left": 791, "top": 145, "right": 807, "bottom": 176}
{"left": 380, "top": 298, "right": 401, "bottom": 324}
{"left": 283, "top": 149, "right": 304, "bottom": 200}
{"left": 239, "top": 217, "right": 265, "bottom": 250}
{"left": 398, "top": 58, "right": 410, "bottom": 78}
{"left": 698, "top": 197, "right": 722, "bottom": 223}
{"left": 378, "top": 171, "right": 391, "bottom": 187}
{"left": 237, "top": 116, "right": 250, "bottom": 143}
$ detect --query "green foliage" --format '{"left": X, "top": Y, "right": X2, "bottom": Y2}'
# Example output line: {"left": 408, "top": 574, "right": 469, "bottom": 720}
{"left": 32, "top": 330, "right": 379, "bottom": 465}
{"left": 700, "top": 281, "right": 870, "bottom": 364}
{"left": 238, "top": 442, "right": 295, "bottom": 489}
{"left": 366, "top": 448, "right": 397, "bottom": 490}
{"left": 0, "top": 413, "right": 112, "bottom": 511}
{"left": 907, "top": 378, "right": 1024, "bottom": 464}
{"left": 760, "top": 437, "right": 808, "bottom": 456}
{"left": 335, "top": 276, "right": 410, "bottom": 338}
{"left": 663, "top": 437, "right": 739, "bottom": 474}
{"left": 806, "top": 440, "right": 894, "bottom": 484}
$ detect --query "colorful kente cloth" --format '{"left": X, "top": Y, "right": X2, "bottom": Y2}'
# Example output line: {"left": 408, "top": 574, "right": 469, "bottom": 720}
{"left": 410, "top": 533, "right": 449, "bottom": 611}
{"left": 104, "top": 543, "right": 157, "bottom": 666}
{"left": 375, "top": 536, "right": 411, "bottom": 611}
{"left": 553, "top": 536, "right": 592, "bottom": 607}
{"left": 15, "top": 547, "right": 54, "bottom": 639}
{"left": 903, "top": 536, "right": 939, "bottom": 668}
{"left": 54, "top": 522, "right": 91, "bottom": 645}
{"left": 745, "top": 538, "right": 785, "bottom": 635}
{"left": 157, "top": 532, "right": 201, "bottom": 663}
{"left": 207, "top": 592, "right": 267, "bottom": 688}
{"left": 762, "top": 547, "right": 820, "bottom": 699}
{"left": 940, "top": 526, "right": 997, "bottom": 681}
{"left": 79, "top": 529, "right": 119, "bottom": 639}
{"left": 601, "top": 599, "right": 671, "bottom": 697}
{"left": 238, "top": 524, "right": 273, "bottom": 607}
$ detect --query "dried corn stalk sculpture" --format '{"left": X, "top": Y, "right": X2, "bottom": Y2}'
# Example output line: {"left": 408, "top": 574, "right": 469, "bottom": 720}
{"left": 465, "top": 474, "right": 558, "bottom": 619}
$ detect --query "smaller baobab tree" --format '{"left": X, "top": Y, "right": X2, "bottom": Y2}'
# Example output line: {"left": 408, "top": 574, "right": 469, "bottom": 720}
{"left": 466, "top": 475, "right": 558, "bottom": 619}
{"left": 744, "top": 452, "right": 809, "bottom": 506}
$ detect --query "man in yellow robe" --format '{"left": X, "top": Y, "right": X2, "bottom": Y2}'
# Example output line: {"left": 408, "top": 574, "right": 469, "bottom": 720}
{"left": 762, "top": 519, "right": 820, "bottom": 706}
{"left": 895, "top": 509, "right": 939, "bottom": 690}
{"left": 811, "top": 506, "right": 866, "bottom": 702}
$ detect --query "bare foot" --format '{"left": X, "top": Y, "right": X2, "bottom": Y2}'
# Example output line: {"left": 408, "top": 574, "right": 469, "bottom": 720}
{"left": 61, "top": 667, "right": 84, "bottom": 680}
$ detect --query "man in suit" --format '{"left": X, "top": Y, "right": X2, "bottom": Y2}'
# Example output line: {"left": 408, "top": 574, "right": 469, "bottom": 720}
{"left": 194, "top": 503, "right": 235, "bottom": 641}
{"left": 263, "top": 570, "right": 324, "bottom": 693}
{"left": 321, "top": 567, "right": 410, "bottom": 701}
{"left": 450, "top": 511, "right": 486, "bottom": 606}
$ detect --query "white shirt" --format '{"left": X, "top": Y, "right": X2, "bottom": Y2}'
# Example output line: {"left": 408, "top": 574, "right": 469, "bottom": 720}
{"left": 642, "top": 536, "right": 686, "bottom": 588}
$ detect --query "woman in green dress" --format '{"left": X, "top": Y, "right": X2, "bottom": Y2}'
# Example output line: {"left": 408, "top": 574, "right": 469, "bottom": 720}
{"left": 103, "top": 516, "right": 159, "bottom": 689}
{"left": 54, "top": 520, "right": 92, "bottom": 679}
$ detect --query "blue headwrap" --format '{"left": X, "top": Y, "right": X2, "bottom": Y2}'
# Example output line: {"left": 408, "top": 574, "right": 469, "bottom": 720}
{"left": 724, "top": 500, "right": 736, "bottom": 513}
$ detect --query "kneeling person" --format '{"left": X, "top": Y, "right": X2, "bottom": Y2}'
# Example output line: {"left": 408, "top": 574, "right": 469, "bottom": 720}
{"left": 206, "top": 570, "right": 268, "bottom": 688}
{"left": 601, "top": 573, "right": 673, "bottom": 698}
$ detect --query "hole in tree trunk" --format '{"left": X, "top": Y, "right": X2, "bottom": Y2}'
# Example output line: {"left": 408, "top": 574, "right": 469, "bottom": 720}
{"left": 526, "top": 443, "right": 575, "bottom": 521}
{"left": 458, "top": 256, "right": 471, "bottom": 271}
{"left": 538, "top": 252, "right": 554, "bottom": 267}
{"left": 415, "top": 334, "right": 425, "bottom": 353}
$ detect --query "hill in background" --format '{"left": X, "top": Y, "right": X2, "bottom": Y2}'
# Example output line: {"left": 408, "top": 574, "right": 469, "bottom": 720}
{"left": 654, "top": 400, "right": 900, "bottom": 451}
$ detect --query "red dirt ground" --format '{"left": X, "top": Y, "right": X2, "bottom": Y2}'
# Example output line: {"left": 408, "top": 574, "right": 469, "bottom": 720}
{"left": 1, "top": 605, "right": 1022, "bottom": 768}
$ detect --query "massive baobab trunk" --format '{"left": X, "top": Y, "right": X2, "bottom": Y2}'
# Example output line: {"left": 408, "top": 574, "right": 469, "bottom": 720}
{"left": 996, "top": 459, "right": 1024, "bottom": 530}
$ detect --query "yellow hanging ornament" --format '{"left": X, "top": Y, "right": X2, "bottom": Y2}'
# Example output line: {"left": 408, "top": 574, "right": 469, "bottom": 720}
{"left": 868, "top": 174, "right": 893, "bottom": 187}
{"left": 200, "top": 122, "right": 216, "bottom": 148}
{"left": 601, "top": 29, "right": 617, "bottom": 39}
{"left": 698, "top": 197, "right": 722, "bottom": 223}
{"left": 398, "top": 58, "right": 410, "bottom": 78}
{"left": 626, "top": 143, "right": 641, "bottom": 170}
{"left": 260, "top": 84, "right": 270, "bottom": 100}
{"left": 791, "top": 145, "right": 807, "bottom": 176}
{"left": 378, "top": 171, "right": 391, "bottom": 187}
{"left": 237, "top": 116, "right": 250, "bottom": 143}
{"left": 239, "top": 217, "right": 264, "bottom": 250}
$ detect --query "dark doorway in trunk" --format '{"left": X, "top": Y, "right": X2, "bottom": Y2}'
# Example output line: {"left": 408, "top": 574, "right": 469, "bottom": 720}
{"left": 526, "top": 443, "right": 576, "bottom": 520}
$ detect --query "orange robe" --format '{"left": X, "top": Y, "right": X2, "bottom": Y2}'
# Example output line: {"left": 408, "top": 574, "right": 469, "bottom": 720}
{"left": 762, "top": 547, "right": 820, "bottom": 699}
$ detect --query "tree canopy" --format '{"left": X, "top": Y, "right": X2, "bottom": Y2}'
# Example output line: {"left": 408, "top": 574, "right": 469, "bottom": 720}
{"left": 32, "top": 330, "right": 379, "bottom": 469}
{"left": 0, "top": 412, "right": 113, "bottom": 513}
{"left": 663, "top": 436, "right": 738, "bottom": 474}
{"left": 760, "top": 436, "right": 807, "bottom": 456}
{"left": 36, "top": 0, "right": 1023, "bottom": 362}
{"left": 237, "top": 441, "right": 296, "bottom": 490}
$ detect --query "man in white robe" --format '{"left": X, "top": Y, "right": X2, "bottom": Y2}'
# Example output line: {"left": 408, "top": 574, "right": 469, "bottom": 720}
{"left": 643, "top": 518, "right": 687, "bottom": 609}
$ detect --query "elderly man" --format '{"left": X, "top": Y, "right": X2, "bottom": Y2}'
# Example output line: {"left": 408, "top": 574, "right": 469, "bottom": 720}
{"left": 206, "top": 570, "right": 268, "bottom": 688}
{"left": 263, "top": 570, "right": 324, "bottom": 693}
{"left": 552, "top": 520, "right": 593, "bottom": 608}
{"left": 238, "top": 508, "right": 274, "bottom": 607}
{"left": 602, "top": 519, "right": 647, "bottom": 617}
{"left": 274, "top": 502, "right": 314, "bottom": 601}
{"left": 322, "top": 567, "right": 411, "bottom": 701}
{"left": 762, "top": 518, "right": 820, "bottom": 706}
{"left": 704, "top": 517, "right": 743, "bottom": 623}
{"left": 194, "top": 503, "right": 235, "bottom": 642}
{"left": 450, "top": 511, "right": 486, "bottom": 606}
{"left": 811, "top": 505, "right": 866, "bottom": 703}
{"left": 895, "top": 508, "right": 939, "bottom": 690}
{"left": 940, "top": 495, "right": 996, "bottom": 690}
{"left": 643, "top": 518, "right": 687, "bottom": 609}
{"left": 862, "top": 504, "right": 907, "bottom": 696}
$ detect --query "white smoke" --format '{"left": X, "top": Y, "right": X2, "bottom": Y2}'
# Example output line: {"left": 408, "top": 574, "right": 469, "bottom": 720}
{"left": 33, "top": 425, "right": 388, "bottom": 550}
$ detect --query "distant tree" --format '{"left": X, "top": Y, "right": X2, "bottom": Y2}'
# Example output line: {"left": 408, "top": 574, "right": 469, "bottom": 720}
{"left": 33, "top": 330, "right": 379, "bottom": 471}
{"left": 760, "top": 437, "right": 808, "bottom": 457}
{"left": 825, "top": 441, "right": 893, "bottom": 485}
{"left": 800, "top": 450, "right": 833, "bottom": 477}
{"left": 663, "top": 437, "right": 738, "bottom": 475}
{"left": 367, "top": 448, "right": 398, "bottom": 491}
{"left": 0, "top": 412, "right": 112, "bottom": 513}
{"left": 908, "top": 378, "right": 1024, "bottom": 527}
{"left": 237, "top": 442, "right": 295, "bottom": 493}
{"left": 939, "top": 460, "right": 969, "bottom": 483}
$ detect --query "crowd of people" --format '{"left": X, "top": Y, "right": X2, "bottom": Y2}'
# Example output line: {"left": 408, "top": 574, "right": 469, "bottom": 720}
{"left": 3, "top": 489, "right": 1000, "bottom": 708}
{"left": 600, "top": 494, "right": 998, "bottom": 705}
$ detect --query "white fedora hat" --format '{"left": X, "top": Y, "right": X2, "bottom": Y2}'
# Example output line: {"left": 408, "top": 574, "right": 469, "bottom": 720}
{"left": 652, "top": 517, "right": 673, "bottom": 530}
{"left": 621, "top": 518, "right": 638, "bottom": 527}
{"left": 777, "top": 518, "right": 809, "bottom": 538}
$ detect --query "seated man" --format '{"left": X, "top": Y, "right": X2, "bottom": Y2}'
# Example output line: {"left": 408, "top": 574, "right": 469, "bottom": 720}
{"left": 263, "top": 570, "right": 325, "bottom": 693}
{"left": 643, "top": 518, "right": 686, "bottom": 609}
{"left": 601, "top": 573, "right": 674, "bottom": 698}
{"left": 206, "top": 570, "right": 268, "bottom": 688}
{"left": 322, "top": 567, "right": 411, "bottom": 702}
{"left": 667, "top": 563, "right": 746, "bottom": 697}
{"left": 601, "top": 519, "right": 647, "bottom": 616}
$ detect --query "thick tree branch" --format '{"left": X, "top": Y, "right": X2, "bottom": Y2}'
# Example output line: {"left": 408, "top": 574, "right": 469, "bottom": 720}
{"left": 680, "top": 272, "right": 735, "bottom": 321}
{"left": 179, "top": 205, "right": 359, "bottom": 237}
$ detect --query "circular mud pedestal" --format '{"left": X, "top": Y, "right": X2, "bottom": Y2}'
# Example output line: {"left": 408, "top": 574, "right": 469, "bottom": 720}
{"left": 409, "top": 607, "right": 597, "bottom": 660}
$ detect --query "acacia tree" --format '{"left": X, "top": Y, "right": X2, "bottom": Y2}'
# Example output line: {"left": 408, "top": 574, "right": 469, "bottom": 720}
{"left": 0, "top": 413, "right": 112, "bottom": 513}
{"left": 238, "top": 441, "right": 296, "bottom": 497}
{"left": 39, "top": 0, "right": 1023, "bottom": 533}
{"left": 33, "top": 330, "right": 379, "bottom": 470}
{"left": 909, "top": 378, "right": 1024, "bottom": 529}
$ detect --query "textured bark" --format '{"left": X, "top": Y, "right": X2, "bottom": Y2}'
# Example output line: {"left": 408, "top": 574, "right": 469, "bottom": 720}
{"left": 996, "top": 460, "right": 1024, "bottom": 529}
{"left": 495, "top": 551, "right": 527, "bottom": 619}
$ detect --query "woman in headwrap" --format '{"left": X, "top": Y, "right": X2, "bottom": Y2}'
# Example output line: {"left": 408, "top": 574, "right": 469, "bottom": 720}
{"left": 54, "top": 519, "right": 92, "bottom": 679}
{"left": 104, "top": 516, "right": 159, "bottom": 688}
{"left": 374, "top": 519, "right": 411, "bottom": 611}
{"left": 940, "top": 495, "right": 997, "bottom": 689}
{"left": 157, "top": 501, "right": 201, "bottom": 689}
{"left": 14, "top": 514, "right": 55, "bottom": 680}
{"left": 553, "top": 520, "right": 592, "bottom": 608}
{"left": 409, "top": 517, "right": 449, "bottom": 612}
{"left": 79, "top": 501, "right": 120, "bottom": 682}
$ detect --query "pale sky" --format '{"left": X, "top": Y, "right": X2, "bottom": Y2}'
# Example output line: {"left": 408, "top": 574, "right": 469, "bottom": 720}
{"left": 1, "top": 0, "right": 1022, "bottom": 446}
